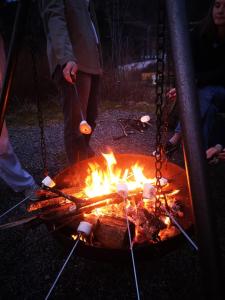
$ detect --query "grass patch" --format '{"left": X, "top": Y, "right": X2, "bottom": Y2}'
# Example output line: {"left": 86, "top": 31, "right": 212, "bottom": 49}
{"left": 6, "top": 97, "right": 63, "bottom": 127}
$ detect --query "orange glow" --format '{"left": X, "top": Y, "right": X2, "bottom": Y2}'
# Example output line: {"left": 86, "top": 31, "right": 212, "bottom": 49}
{"left": 74, "top": 152, "right": 184, "bottom": 245}
{"left": 84, "top": 151, "right": 155, "bottom": 198}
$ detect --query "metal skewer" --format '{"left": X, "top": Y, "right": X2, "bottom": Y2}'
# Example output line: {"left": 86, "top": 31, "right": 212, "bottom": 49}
{"left": 45, "top": 221, "right": 93, "bottom": 300}
{"left": 0, "top": 194, "right": 32, "bottom": 220}
{"left": 45, "top": 233, "right": 81, "bottom": 300}
{"left": 71, "top": 75, "right": 92, "bottom": 135}
{"left": 117, "top": 183, "right": 141, "bottom": 300}
{"left": 41, "top": 176, "right": 84, "bottom": 206}
{"left": 142, "top": 178, "right": 198, "bottom": 251}
{"left": 163, "top": 205, "right": 198, "bottom": 251}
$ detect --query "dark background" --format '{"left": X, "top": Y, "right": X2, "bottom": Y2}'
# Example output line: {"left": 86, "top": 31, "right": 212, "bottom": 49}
{"left": 0, "top": 0, "right": 213, "bottom": 103}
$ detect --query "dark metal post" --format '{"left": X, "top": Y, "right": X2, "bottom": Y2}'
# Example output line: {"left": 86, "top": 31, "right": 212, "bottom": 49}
{"left": 0, "top": 0, "right": 28, "bottom": 134}
{"left": 165, "top": 0, "right": 223, "bottom": 299}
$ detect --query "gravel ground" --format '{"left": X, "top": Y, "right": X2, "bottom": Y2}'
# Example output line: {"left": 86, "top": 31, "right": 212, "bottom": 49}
{"left": 0, "top": 109, "right": 225, "bottom": 300}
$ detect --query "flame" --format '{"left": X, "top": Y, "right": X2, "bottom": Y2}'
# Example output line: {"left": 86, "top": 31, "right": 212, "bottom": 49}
{"left": 76, "top": 151, "right": 183, "bottom": 245}
{"left": 84, "top": 151, "right": 154, "bottom": 198}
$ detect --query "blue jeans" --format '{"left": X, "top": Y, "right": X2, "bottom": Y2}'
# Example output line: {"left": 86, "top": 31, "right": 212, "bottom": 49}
{"left": 0, "top": 122, "right": 35, "bottom": 192}
{"left": 175, "top": 86, "right": 225, "bottom": 149}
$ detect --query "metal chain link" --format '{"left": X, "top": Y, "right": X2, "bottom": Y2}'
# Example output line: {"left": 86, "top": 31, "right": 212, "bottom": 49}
{"left": 154, "top": 0, "right": 166, "bottom": 213}
{"left": 27, "top": 3, "right": 48, "bottom": 176}
{"left": 162, "top": 31, "right": 175, "bottom": 147}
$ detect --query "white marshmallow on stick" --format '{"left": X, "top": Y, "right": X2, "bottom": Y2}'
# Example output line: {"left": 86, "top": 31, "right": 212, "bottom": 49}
{"left": 77, "top": 221, "right": 93, "bottom": 236}
{"left": 79, "top": 120, "right": 92, "bottom": 135}
{"left": 42, "top": 176, "right": 56, "bottom": 188}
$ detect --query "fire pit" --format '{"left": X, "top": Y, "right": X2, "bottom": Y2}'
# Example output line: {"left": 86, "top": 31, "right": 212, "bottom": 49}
{"left": 28, "top": 153, "right": 193, "bottom": 262}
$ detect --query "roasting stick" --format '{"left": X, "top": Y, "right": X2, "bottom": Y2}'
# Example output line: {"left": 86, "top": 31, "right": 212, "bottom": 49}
{"left": 0, "top": 175, "right": 77, "bottom": 221}
{"left": 41, "top": 176, "right": 84, "bottom": 205}
{"left": 70, "top": 74, "right": 92, "bottom": 135}
{"left": 45, "top": 221, "right": 93, "bottom": 300}
{"left": 0, "top": 193, "right": 34, "bottom": 220}
{"left": 163, "top": 205, "right": 198, "bottom": 251}
{"left": 117, "top": 183, "right": 141, "bottom": 300}
{"left": 143, "top": 183, "right": 198, "bottom": 251}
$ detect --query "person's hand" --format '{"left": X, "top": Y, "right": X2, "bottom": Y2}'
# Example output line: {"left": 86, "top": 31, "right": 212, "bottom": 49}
{"left": 166, "top": 88, "right": 177, "bottom": 101}
{"left": 206, "top": 144, "right": 223, "bottom": 160}
{"left": 217, "top": 148, "right": 225, "bottom": 160}
{"left": 63, "top": 61, "right": 78, "bottom": 83}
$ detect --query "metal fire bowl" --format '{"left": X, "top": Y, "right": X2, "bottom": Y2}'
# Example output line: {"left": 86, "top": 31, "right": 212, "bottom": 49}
{"left": 51, "top": 153, "right": 193, "bottom": 262}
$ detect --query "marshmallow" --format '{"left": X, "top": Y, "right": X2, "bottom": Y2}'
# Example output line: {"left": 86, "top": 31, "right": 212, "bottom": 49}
{"left": 77, "top": 221, "right": 93, "bottom": 236}
{"left": 140, "top": 115, "right": 151, "bottom": 123}
{"left": 42, "top": 176, "right": 56, "bottom": 188}
{"left": 79, "top": 121, "right": 92, "bottom": 135}
{"left": 160, "top": 177, "right": 168, "bottom": 186}
{"left": 143, "top": 183, "right": 156, "bottom": 199}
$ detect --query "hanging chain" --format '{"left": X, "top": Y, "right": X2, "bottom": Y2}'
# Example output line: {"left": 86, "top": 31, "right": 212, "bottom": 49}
{"left": 162, "top": 32, "right": 175, "bottom": 147}
{"left": 155, "top": 0, "right": 166, "bottom": 213}
{"left": 27, "top": 3, "right": 48, "bottom": 176}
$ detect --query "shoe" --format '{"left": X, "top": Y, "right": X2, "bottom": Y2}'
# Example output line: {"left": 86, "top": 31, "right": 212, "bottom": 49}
{"left": 164, "top": 141, "right": 180, "bottom": 157}
{"left": 24, "top": 183, "right": 40, "bottom": 201}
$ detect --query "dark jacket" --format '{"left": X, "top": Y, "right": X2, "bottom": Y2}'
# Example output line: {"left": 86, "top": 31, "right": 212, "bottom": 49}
{"left": 191, "top": 26, "right": 225, "bottom": 87}
{"left": 39, "top": 0, "right": 103, "bottom": 76}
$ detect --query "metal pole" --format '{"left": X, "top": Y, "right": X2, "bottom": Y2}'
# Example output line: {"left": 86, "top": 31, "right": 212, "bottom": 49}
{"left": 0, "top": 0, "right": 28, "bottom": 134}
{"left": 165, "top": 1, "right": 223, "bottom": 299}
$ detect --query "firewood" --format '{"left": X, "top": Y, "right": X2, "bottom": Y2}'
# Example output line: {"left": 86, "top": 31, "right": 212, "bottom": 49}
{"left": 37, "top": 186, "right": 83, "bottom": 200}
{"left": 28, "top": 194, "right": 124, "bottom": 214}
{"left": 93, "top": 216, "right": 132, "bottom": 249}
{"left": 40, "top": 203, "right": 77, "bottom": 220}
{"left": 42, "top": 213, "right": 83, "bottom": 231}
{"left": 78, "top": 197, "right": 123, "bottom": 214}
{"left": 27, "top": 197, "right": 69, "bottom": 212}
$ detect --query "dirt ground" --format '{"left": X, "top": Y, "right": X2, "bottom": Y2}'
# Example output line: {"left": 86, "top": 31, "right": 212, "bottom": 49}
{"left": 0, "top": 108, "right": 225, "bottom": 300}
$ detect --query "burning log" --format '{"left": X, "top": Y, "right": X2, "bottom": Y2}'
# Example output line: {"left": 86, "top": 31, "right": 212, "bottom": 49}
{"left": 27, "top": 197, "right": 69, "bottom": 212}
{"left": 78, "top": 196, "right": 123, "bottom": 214}
{"left": 27, "top": 192, "right": 126, "bottom": 213}
{"left": 40, "top": 203, "right": 77, "bottom": 220}
{"left": 31, "top": 195, "right": 125, "bottom": 233}
{"left": 93, "top": 216, "right": 132, "bottom": 249}
{"left": 128, "top": 207, "right": 167, "bottom": 243}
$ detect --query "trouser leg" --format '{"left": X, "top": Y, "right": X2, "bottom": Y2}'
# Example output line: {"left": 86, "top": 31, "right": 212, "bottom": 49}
{"left": 60, "top": 72, "right": 92, "bottom": 164}
{"left": 85, "top": 74, "right": 100, "bottom": 146}
{"left": 0, "top": 122, "right": 35, "bottom": 192}
{"left": 174, "top": 86, "right": 225, "bottom": 149}
{"left": 199, "top": 86, "right": 225, "bottom": 149}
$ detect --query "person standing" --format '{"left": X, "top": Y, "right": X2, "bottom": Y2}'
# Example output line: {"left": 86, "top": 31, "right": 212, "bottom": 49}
{"left": 0, "top": 31, "right": 39, "bottom": 200}
{"left": 39, "top": 0, "right": 103, "bottom": 165}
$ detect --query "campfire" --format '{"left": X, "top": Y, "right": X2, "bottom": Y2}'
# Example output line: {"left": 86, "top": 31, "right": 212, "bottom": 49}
{"left": 27, "top": 152, "right": 193, "bottom": 252}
